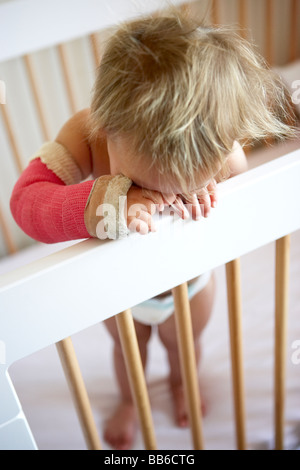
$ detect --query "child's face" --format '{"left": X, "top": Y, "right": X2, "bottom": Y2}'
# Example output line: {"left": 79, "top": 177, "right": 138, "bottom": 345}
{"left": 107, "top": 134, "right": 212, "bottom": 197}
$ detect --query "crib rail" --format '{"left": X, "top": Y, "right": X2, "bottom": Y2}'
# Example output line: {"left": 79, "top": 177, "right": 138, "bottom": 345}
{"left": 0, "top": 148, "right": 300, "bottom": 449}
{"left": 1, "top": 150, "right": 299, "bottom": 358}
{"left": 0, "top": 0, "right": 299, "bottom": 451}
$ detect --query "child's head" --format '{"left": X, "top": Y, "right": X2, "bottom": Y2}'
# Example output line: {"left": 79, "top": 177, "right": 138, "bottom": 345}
{"left": 89, "top": 11, "right": 294, "bottom": 194}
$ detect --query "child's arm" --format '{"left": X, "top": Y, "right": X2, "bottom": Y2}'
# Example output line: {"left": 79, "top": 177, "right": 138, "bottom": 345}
{"left": 10, "top": 110, "right": 162, "bottom": 241}
{"left": 10, "top": 110, "right": 96, "bottom": 243}
{"left": 54, "top": 108, "right": 93, "bottom": 180}
{"left": 10, "top": 109, "right": 130, "bottom": 242}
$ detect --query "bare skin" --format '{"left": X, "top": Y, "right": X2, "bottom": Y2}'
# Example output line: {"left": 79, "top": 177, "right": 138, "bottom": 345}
{"left": 103, "top": 274, "right": 215, "bottom": 449}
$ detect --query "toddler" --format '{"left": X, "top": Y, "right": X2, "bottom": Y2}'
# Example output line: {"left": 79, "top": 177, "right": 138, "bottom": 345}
{"left": 11, "top": 11, "right": 294, "bottom": 450}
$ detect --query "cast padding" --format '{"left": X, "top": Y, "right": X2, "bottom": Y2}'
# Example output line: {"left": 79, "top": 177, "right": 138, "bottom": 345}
{"left": 29, "top": 141, "right": 83, "bottom": 186}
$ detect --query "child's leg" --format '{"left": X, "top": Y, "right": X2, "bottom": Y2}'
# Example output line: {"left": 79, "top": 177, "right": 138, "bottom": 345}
{"left": 157, "top": 273, "right": 215, "bottom": 427}
{"left": 103, "top": 316, "right": 152, "bottom": 450}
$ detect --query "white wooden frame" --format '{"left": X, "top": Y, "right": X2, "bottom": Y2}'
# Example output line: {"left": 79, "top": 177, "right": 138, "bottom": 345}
{"left": 0, "top": 0, "right": 184, "bottom": 63}
{"left": 0, "top": 0, "right": 299, "bottom": 450}
{"left": 1, "top": 149, "right": 300, "bottom": 448}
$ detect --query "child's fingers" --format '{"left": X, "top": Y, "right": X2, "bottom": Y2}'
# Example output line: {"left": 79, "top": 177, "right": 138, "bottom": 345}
{"left": 138, "top": 209, "right": 157, "bottom": 231}
{"left": 169, "top": 197, "right": 189, "bottom": 219}
{"left": 161, "top": 194, "right": 189, "bottom": 219}
{"left": 181, "top": 194, "right": 201, "bottom": 220}
{"left": 210, "top": 191, "right": 218, "bottom": 208}
{"left": 128, "top": 210, "right": 156, "bottom": 234}
{"left": 128, "top": 218, "right": 149, "bottom": 234}
{"left": 142, "top": 189, "right": 165, "bottom": 212}
{"left": 206, "top": 179, "right": 218, "bottom": 208}
{"left": 180, "top": 193, "right": 201, "bottom": 220}
{"left": 173, "top": 196, "right": 190, "bottom": 219}
{"left": 197, "top": 188, "right": 211, "bottom": 218}
{"left": 191, "top": 194, "right": 202, "bottom": 220}
{"left": 162, "top": 193, "right": 177, "bottom": 206}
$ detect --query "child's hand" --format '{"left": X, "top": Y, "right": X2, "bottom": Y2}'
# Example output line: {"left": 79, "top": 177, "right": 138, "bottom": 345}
{"left": 126, "top": 186, "right": 190, "bottom": 234}
{"left": 126, "top": 185, "right": 162, "bottom": 234}
{"left": 182, "top": 178, "right": 218, "bottom": 220}
{"left": 125, "top": 178, "right": 218, "bottom": 234}
{"left": 195, "top": 178, "right": 218, "bottom": 218}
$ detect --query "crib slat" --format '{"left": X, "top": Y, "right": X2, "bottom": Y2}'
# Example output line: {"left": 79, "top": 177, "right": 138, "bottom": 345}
{"left": 265, "top": 0, "right": 274, "bottom": 65}
{"left": 0, "top": 103, "right": 22, "bottom": 255}
{"left": 289, "top": 0, "right": 299, "bottom": 62}
{"left": 239, "top": 0, "right": 248, "bottom": 38}
{"left": 0, "top": 105, "right": 23, "bottom": 174}
{"left": 57, "top": 44, "right": 77, "bottom": 115}
{"left": 0, "top": 204, "right": 17, "bottom": 255}
{"left": 23, "top": 55, "right": 51, "bottom": 141}
{"left": 115, "top": 309, "right": 157, "bottom": 450}
{"left": 211, "top": 0, "right": 220, "bottom": 25}
{"left": 172, "top": 282, "right": 204, "bottom": 450}
{"left": 90, "top": 33, "right": 102, "bottom": 68}
{"left": 56, "top": 337, "right": 102, "bottom": 450}
{"left": 226, "top": 258, "right": 247, "bottom": 450}
{"left": 274, "top": 235, "right": 290, "bottom": 450}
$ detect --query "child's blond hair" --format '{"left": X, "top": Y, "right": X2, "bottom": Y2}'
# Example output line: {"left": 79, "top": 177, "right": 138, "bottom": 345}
{"left": 89, "top": 11, "right": 295, "bottom": 192}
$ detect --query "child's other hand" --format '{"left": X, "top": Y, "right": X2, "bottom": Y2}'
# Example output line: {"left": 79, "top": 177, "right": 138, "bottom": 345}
{"left": 126, "top": 186, "right": 190, "bottom": 234}
{"left": 125, "top": 178, "right": 218, "bottom": 235}
{"left": 183, "top": 178, "right": 218, "bottom": 220}
{"left": 195, "top": 178, "right": 218, "bottom": 218}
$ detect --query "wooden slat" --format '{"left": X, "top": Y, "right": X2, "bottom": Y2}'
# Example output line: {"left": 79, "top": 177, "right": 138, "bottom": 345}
{"left": 56, "top": 337, "right": 102, "bottom": 450}
{"left": 115, "top": 309, "right": 157, "bottom": 450}
{"left": 57, "top": 44, "right": 77, "bottom": 115}
{"left": 172, "top": 282, "right": 204, "bottom": 450}
{"left": 226, "top": 258, "right": 247, "bottom": 450}
{"left": 211, "top": 0, "right": 220, "bottom": 25}
{"left": 0, "top": 104, "right": 22, "bottom": 255}
{"left": 0, "top": 204, "right": 17, "bottom": 255}
{"left": 239, "top": 0, "right": 248, "bottom": 39}
{"left": 274, "top": 235, "right": 290, "bottom": 450}
{"left": 289, "top": 0, "right": 299, "bottom": 62}
{"left": 0, "top": 105, "right": 23, "bottom": 174}
{"left": 265, "top": 0, "right": 274, "bottom": 65}
{"left": 23, "top": 55, "right": 51, "bottom": 141}
{"left": 90, "top": 33, "right": 102, "bottom": 69}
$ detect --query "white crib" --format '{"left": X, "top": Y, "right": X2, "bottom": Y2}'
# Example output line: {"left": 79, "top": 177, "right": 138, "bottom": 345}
{"left": 0, "top": 0, "right": 299, "bottom": 451}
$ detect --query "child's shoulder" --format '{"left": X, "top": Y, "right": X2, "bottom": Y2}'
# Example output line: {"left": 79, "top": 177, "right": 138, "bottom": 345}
{"left": 58, "top": 108, "right": 91, "bottom": 140}
{"left": 55, "top": 108, "right": 92, "bottom": 179}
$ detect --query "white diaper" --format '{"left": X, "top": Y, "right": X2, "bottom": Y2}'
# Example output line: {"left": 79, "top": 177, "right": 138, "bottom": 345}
{"left": 131, "top": 271, "right": 212, "bottom": 326}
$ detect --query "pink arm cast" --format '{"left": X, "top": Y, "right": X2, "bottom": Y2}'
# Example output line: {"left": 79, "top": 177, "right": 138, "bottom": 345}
{"left": 10, "top": 158, "right": 94, "bottom": 243}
